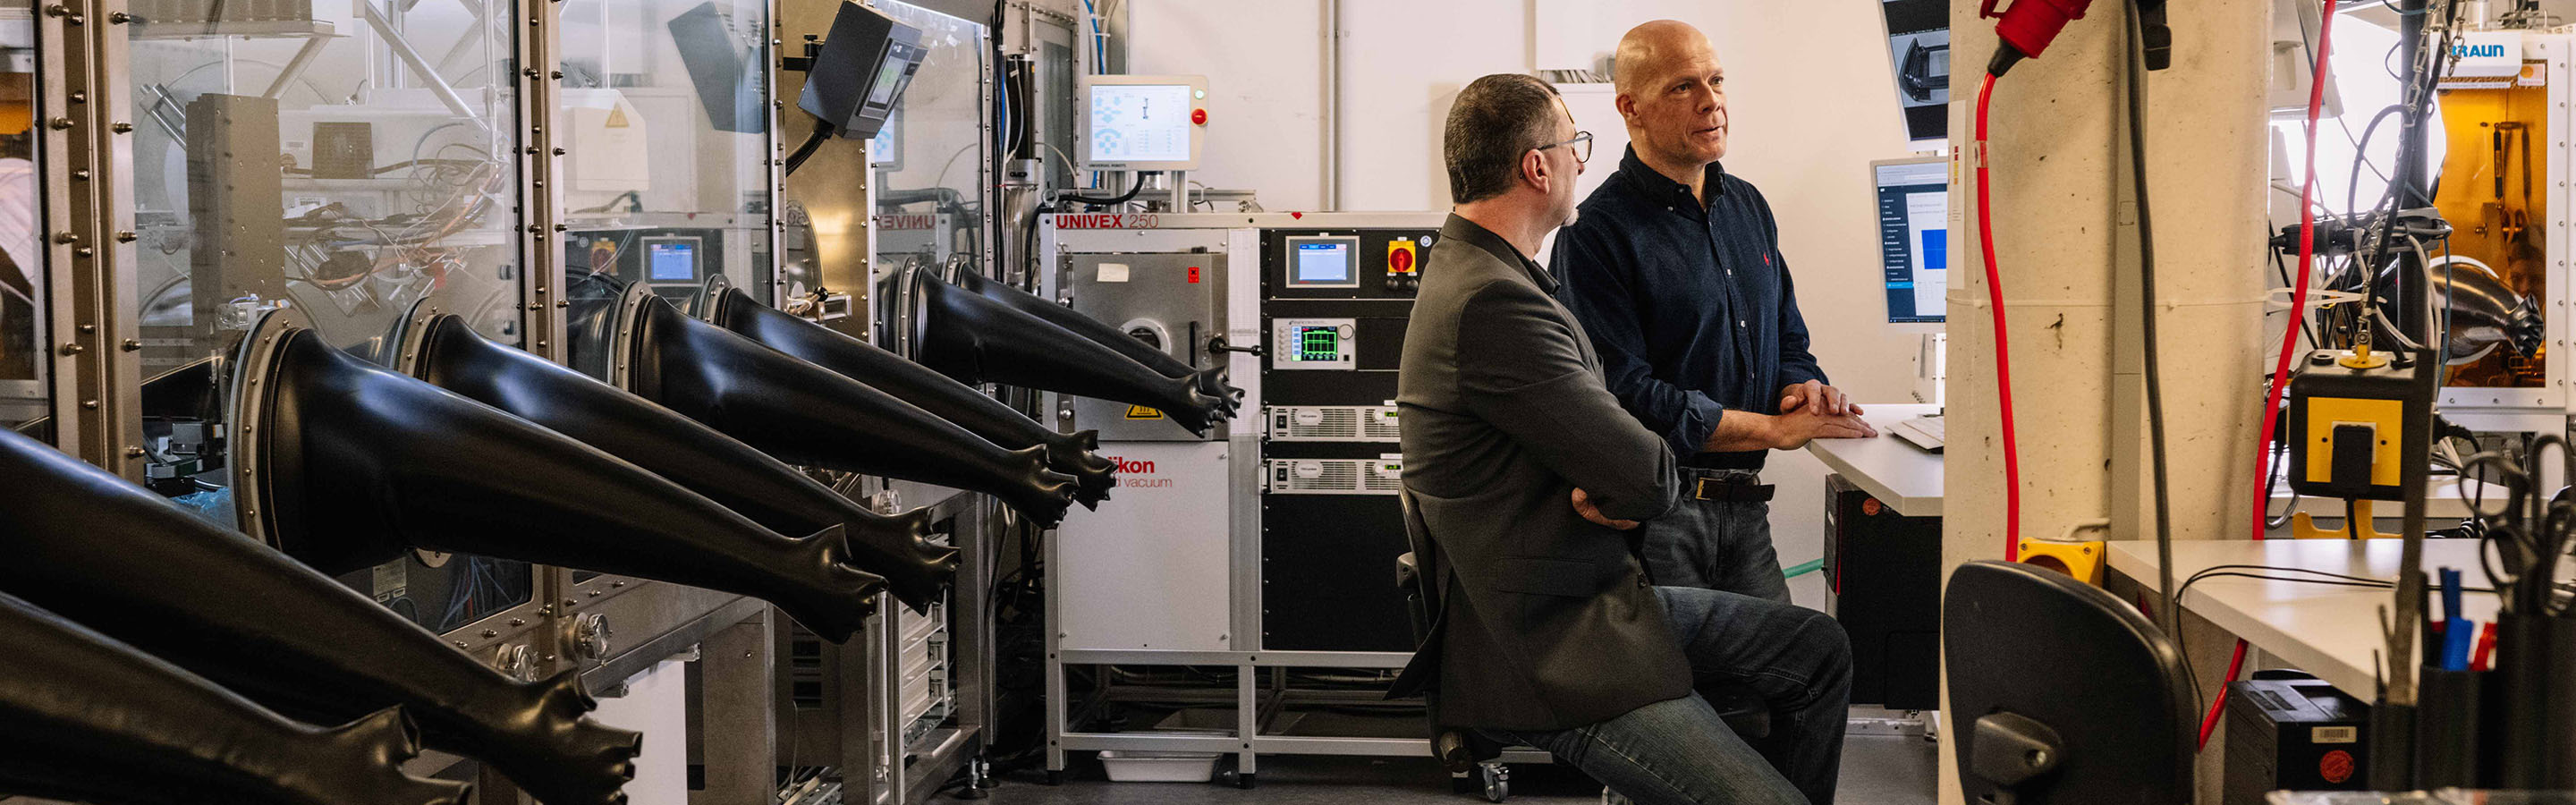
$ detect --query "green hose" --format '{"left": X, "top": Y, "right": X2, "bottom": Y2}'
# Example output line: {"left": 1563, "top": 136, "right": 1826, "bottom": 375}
{"left": 1782, "top": 558, "right": 1826, "bottom": 580}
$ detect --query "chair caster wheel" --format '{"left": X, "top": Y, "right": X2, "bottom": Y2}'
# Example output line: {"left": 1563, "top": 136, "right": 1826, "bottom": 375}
{"left": 1479, "top": 762, "right": 1509, "bottom": 802}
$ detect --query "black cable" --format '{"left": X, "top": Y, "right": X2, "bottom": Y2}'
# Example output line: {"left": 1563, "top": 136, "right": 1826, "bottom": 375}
{"left": 1055, "top": 177, "right": 1145, "bottom": 208}
{"left": 1018, "top": 201, "right": 1049, "bottom": 284}
{"left": 2167, "top": 562, "right": 2452, "bottom": 712}
{"left": 2345, "top": 104, "right": 2405, "bottom": 216}
{"left": 2128, "top": 1, "right": 2182, "bottom": 640}
{"left": 2265, "top": 442, "right": 2305, "bottom": 531}
{"left": 784, "top": 119, "right": 835, "bottom": 178}
{"left": 2359, "top": 0, "right": 2458, "bottom": 347}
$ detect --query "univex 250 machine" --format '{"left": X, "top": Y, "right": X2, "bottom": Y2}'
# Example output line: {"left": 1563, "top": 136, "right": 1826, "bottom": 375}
{"left": 1038, "top": 212, "right": 1455, "bottom": 784}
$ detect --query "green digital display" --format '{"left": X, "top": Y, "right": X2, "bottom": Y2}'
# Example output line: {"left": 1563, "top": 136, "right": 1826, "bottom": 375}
{"left": 1296, "top": 326, "right": 1340, "bottom": 362}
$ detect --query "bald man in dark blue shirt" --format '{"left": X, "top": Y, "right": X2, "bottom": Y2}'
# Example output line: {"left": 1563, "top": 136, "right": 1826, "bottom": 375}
{"left": 1555, "top": 21, "right": 1876, "bottom": 603}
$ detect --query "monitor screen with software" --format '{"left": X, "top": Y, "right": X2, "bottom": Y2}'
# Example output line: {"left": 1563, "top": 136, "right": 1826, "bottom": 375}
{"left": 1079, "top": 75, "right": 1206, "bottom": 171}
{"left": 1874, "top": 157, "right": 1949, "bottom": 329}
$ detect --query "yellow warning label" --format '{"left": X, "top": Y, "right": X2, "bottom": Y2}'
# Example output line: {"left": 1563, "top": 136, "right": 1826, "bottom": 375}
{"left": 605, "top": 106, "right": 631, "bottom": 128}
{"left": 1124, "top": 405, "right": 1164, "bottom": 419}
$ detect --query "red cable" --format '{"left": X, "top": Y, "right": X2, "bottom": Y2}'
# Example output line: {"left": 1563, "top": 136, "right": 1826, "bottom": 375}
{"left": 2203, "top": 0, "right": 2338, "bottom": 752}
{"left": 2256, "top": 0, "right": 2337, "bottom": 543}
{"left": 1974, "top": 72, "right": 2021, "bottom": 563}
{"left": 2199, "top": 640, "right": 2250, "bottom": 748}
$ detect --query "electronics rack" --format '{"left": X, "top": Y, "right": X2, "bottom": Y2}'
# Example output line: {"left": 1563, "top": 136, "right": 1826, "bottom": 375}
{"left": 1258, "top": 224, "right": 1436, "bottom": 653}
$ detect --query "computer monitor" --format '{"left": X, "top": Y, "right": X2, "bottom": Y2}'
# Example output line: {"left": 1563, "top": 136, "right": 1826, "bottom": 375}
{"left": 1284, "top": 236, "right": 1360, "bottom": 288}
{"left": 644, "top": 236, "right": 704, "bottom": 284}
{"left": 1873, "top": 156, "right": 1949, "bottom": 333}
{"left": 1078, "top": 74, "right": 1207, "bottom": 172}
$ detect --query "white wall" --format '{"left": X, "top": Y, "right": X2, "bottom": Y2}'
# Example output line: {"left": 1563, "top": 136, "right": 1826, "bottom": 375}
{"left": 586, "top": 660, "right": 690, "bottom": 805}
{"left": 1130, "top": 0, "right": 1930, "bottom": 404}
{"left": 1131, "top": 0, "right": 1927, "bottom": 606}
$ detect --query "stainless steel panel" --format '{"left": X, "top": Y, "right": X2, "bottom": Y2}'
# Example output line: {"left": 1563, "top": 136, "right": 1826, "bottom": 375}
{"left": 573, "top": 584, "right": 762, "bottom": 689}
{"left": 689, "top": 610, "right": 777, "bottom": 805}
{"left": 1055, "top": 439, "right": 1233, "bottom": 651}
{"left": 1059, "top": 250, "right": 1224, "bottom": 441}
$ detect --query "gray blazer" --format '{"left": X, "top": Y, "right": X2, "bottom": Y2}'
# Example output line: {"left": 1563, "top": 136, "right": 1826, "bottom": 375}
{"left": 1387, "top": 214, "right": 1692, "bottom": 732}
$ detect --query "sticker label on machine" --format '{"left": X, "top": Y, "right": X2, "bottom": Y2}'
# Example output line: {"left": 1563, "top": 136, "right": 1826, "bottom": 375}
{"left": 371, "top": 561, "right": 407, "bottom": 605}
{"left": 1273, "top": 318, "right": 1356, "bottom": 370}
{"left": 1105, "top": 454, "right": 1171, "bottom": 488}
{"left": 1266, "top": 456, "right": 1401, "bottom": 496}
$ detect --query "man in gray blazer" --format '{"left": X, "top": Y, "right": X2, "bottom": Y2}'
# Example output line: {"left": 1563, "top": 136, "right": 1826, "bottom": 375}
{"left": 1388, "top": 73, "right": 1851, "bottom": 805}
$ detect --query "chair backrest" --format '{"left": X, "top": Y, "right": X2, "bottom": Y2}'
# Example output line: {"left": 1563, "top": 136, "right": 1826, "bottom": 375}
{"left": 1396, "top": 487, "right": 1439, "bottom": 606}
{"left": 1943, "top": 561, "right": 2195, "bottom": 805}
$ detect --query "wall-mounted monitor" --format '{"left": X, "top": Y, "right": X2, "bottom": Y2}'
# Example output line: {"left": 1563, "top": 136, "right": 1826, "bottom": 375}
{"left": 1078, "top": 74, "right": 1207, "bottom": 172}
{"left": 797, "top": 1, "right": 926, "bottom": 141}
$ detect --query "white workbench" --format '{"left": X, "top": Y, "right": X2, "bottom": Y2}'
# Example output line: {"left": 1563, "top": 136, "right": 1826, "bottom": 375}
{"left": 1803, "top": 404, "right": 1945, "bottom": 517}
{"left": 2104, "top": 538, "right": 2498, "bottom": 697}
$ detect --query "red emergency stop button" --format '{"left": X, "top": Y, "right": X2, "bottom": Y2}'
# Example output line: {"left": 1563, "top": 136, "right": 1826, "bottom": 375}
{"left": 1191, "top": 108, "right": 1208, "bottom": 125}
{"left": 1390, "top": 248, "right": 1415, "bottom": 274}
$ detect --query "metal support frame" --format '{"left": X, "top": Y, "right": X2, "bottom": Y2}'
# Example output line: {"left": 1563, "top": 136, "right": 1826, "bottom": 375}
{"left": 849, "top": 484, "right": 995, "bottom": 805}
{"left": 356, "top": 0, "right": 479, "bottom": 124}
{"left": 49, "top": 0, "right": 142, "bottom": 475}
{"left": 256, "top": 33, "right": 328, "bottom": 99}
{"left": 513, "top": 0, "right": 564, "bottom": 360}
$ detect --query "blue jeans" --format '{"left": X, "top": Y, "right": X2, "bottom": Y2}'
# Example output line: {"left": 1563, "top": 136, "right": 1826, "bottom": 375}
{"left": 1638, "top": 469, "right": 1792, "bottom": 603}
{"left": 1479, "top": 587, "right": 1852, "bottom": 805}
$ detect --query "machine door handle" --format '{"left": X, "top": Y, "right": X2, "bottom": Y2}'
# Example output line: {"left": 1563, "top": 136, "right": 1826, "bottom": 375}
{"left": 1208, "top": 335, "right": 1264, "bottom": 358}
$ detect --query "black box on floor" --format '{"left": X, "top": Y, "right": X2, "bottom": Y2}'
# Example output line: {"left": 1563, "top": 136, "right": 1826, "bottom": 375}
{"left": 2223, "top": 677, "right": 2370, "bottom": 804}
{"left": 1823, "top": 473, "right": 1939, "bottom": 710}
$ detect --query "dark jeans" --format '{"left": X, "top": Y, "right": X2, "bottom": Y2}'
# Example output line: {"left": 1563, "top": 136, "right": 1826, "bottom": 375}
{"left": 1479, "top": 587, "right": 1852, "bottom": 805}
{"left": 1638, "top": 469, "right": 1792, "bottom": 603}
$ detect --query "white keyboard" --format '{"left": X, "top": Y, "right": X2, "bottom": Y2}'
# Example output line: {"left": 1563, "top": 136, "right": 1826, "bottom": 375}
{"left": 1892, "top": 415, "right": 1945, "bottom": 452}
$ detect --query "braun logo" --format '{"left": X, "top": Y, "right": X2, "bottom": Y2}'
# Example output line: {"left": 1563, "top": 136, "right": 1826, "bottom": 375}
{"left": 2457, "top": 44, "right": 2508, "bottom": 58}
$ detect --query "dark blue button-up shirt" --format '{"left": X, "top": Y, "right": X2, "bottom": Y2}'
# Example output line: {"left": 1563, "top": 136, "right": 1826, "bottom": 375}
{"left": 1554, "top": 147, "right": 1826, "bottom": 470}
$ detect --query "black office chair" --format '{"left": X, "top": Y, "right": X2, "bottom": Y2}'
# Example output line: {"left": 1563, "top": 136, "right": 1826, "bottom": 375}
{"left": 1944, "top": 561, "right": 2196, "bottom": 805}
{"left": 1393, "top": 492, "right": 1771, "bottom": 803}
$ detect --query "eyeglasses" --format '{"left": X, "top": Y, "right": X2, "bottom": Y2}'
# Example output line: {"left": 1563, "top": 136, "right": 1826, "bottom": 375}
{"left": 1535, "top": 131, "right": 1593, "bottom": 165}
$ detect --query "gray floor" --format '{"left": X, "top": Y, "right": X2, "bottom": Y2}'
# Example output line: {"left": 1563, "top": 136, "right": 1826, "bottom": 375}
{"left": 978, "top": 733, "right": 1936, "bottom": 804}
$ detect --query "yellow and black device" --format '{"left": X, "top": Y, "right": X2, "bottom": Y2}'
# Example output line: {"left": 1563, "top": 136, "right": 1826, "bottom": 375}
{"left": 2285, "top": 349, "right": 2436, "bottom": 538}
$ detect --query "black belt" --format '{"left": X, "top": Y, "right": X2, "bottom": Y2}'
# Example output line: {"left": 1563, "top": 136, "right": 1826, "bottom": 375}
{"left": 1692, "top": 476, "right": 1775, "bottom": 503}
